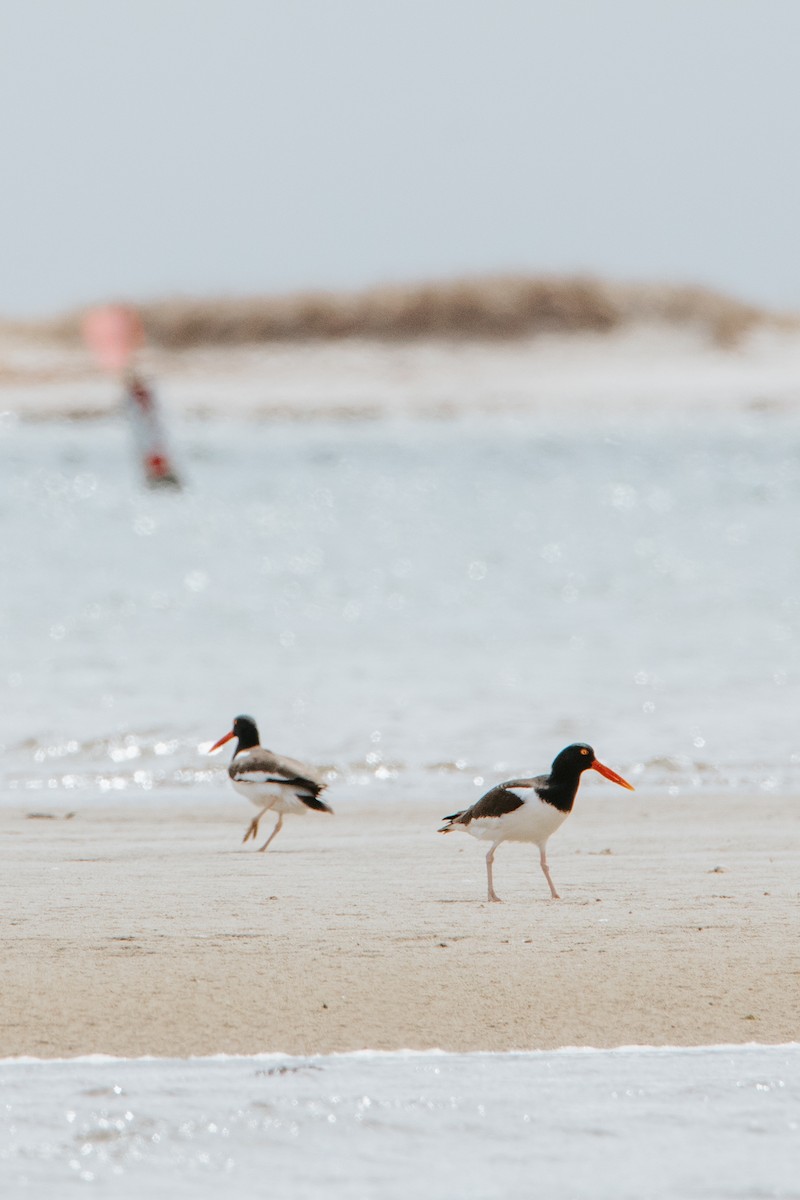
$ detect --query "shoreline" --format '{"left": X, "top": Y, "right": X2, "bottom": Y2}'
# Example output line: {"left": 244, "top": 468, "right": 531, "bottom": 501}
{"left": 3, "top": 323, "right": 800, "bottom": 422}
{"left": 3, "top": 1042, "right": 798, "bottom": 1063}
{"left": 2, "top": 788, "right": 798, "bottom": 1059}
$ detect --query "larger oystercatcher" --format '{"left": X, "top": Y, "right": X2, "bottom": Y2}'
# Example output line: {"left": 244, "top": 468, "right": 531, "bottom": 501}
{"left": 209, "top": 715, "right": 332, "bottom": 851}
{"left": 439, "top": 743, "right": 634, "bottom": 901}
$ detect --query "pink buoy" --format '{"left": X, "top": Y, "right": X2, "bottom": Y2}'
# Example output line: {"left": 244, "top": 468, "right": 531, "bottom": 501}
{"left": 83, "top": 305, "right": 182, "bottom": 489}
{"left": 82, "top": 305, "right": 144, "bottom": 374}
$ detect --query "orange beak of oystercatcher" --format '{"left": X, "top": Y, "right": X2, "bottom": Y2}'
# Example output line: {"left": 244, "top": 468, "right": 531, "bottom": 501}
{"left": 591, "top": 759, "right": 635, "bottom": 790}
{"left": 209, "top": 730, "right": 235, "bottom": 753}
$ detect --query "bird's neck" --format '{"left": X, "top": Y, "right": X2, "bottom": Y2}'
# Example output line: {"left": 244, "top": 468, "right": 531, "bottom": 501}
{"left": 234, "top": 731, "right": 259, "bottom": 755}
{"left": 541, "top": 768, "right": 582, "bottom": 813}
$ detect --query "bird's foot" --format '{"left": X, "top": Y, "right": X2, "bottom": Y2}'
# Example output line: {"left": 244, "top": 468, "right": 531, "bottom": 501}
{"left": 549, "top": 891, "right": 561, "bottom": 901}
{"left": 243, "top": 820, "right": 259, "bottom": 843}
{"left": 488, "top": 893, "right": 502, "bottom": 903}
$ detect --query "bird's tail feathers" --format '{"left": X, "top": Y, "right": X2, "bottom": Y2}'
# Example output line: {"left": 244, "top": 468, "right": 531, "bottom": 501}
{"left": 298, "top": 791, "right": 334, "bottom": 814}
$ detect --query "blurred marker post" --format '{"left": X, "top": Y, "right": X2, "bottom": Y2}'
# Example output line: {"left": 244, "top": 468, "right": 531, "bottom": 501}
{"left": 82, "top": 305, "right": 182, "bottom": 489}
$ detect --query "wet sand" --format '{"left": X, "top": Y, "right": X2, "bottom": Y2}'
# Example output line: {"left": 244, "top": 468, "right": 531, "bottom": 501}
{"left": 0, "top": 786, "right": 797, "bottom": 1057}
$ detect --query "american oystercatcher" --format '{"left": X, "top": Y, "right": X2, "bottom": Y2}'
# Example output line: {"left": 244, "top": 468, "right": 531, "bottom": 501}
{"left": 209, "top": 715, "right": 332, "bottom": 851}
{"left": 439, "top": 743, "right": 634, "bottom": 901}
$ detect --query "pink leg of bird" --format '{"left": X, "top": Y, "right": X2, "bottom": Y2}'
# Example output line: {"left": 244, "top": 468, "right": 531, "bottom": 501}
{"left": 486, "top": 844, "right": 502, "bottom": 903}
{"left": 539, "top": 845, "right": 560, "bottom": 900}
{"left": 258, "top": 813, "right": 284, "bottom": 853}
{"left": 243, "top": 806, "right": 270, "bottom": 843}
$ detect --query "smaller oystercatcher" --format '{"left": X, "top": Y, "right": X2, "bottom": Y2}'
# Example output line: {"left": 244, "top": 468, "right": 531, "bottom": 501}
{"left": 439, "top": 743, "right": 634, "bottom": 901}
{"left": 209, "top": 715, "right": 332, "bottom": 851}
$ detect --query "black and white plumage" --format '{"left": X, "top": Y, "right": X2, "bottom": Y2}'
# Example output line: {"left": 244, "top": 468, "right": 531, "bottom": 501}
{"left": 210, "top": 714, "right": 332, "bottom": 851}
{"left": 439, "top": 743, "right": 634, "bottom": 902}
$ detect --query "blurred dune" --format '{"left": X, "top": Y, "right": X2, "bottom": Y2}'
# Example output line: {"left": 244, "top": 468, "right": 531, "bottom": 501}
{"left": 3, "top": 274, "right": 800, "bottom": 421}
{"left": 3, "top": 274, "right": 792, "bottom": 349}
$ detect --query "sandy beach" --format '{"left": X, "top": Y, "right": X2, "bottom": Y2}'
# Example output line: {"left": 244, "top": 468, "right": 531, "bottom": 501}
{"left": 1, "top": 784, "right": 797, "bottom": 1058}
{"left": 4, "top": 321, "right": 800, "bottom": 423}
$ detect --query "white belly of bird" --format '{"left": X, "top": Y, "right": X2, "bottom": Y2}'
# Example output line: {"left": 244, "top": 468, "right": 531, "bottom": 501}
{"left": 465, "top": 795, "right": 569, "bottom": 846}
{"left": 231, "top": 778, "right": 311, "bottom": 816}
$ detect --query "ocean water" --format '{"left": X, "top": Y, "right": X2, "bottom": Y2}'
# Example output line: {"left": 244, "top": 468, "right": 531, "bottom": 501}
{"left": 1, "top": 1046, "right": 798, "bottom": 1198}
{"left": 1, "top": 406, "right": 799, "bottom": 796}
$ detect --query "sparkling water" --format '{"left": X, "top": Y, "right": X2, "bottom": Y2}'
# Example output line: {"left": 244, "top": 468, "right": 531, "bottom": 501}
{"left": 2, "top": 408, "right": 799, "bottom": 795}
{"left": 1, "top": 1047, "right": 798, "bottom": 1198}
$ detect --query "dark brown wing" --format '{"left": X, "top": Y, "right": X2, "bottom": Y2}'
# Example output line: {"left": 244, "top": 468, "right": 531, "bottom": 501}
{"left": 439, "top": 776, "right": 542, "bottom": 831}
{"left": 230, "top": 748, "right": 332, "bottom": 812}
{"left": 230, "top": 748, "right": 326, "bottom": 787}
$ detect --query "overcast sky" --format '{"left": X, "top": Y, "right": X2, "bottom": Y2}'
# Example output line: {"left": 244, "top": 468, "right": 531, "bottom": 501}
{"left": 2, "top": 0, "right": 800, "bottom": 316}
